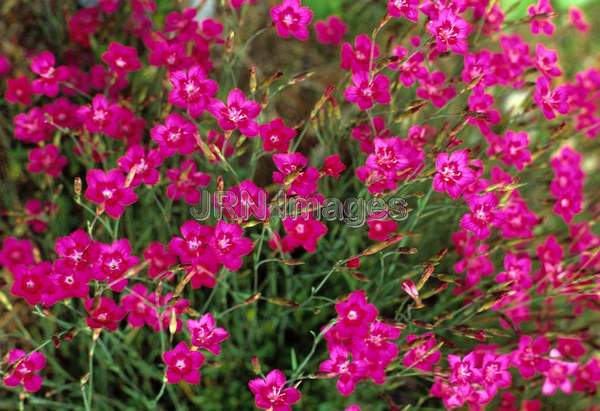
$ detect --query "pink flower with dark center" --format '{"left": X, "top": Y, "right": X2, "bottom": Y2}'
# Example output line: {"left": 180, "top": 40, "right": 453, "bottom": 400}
{"left": 84, "top": 296, "right": 125, "bottom": 331}
{"left": 511, "top": 335, "right": 550, "bottom": 379}
{"left": 10, "top": 262, "right": 53, "bottom": 306}
{"left": 402, "top": 333, "right": 441, "bottom": 371}
{"left": 30, "top": 51, "right": 68, "bottom": 97}
{"left": 27, "top": 144, "right": 67, "bottom": 177}
{"left": 322, "top": 154, "right": 346, "bottom": 178}
{"left": 344, "top": 71, "right": 391, "bottom": 111}
{"left": 416, "top": 71, "right": 456, "bottom": 108}
{"left": 460, "top": 193, "right": 500, "bottom": 241}
{"left": 427, "top": 8, "right": 470, "bottom": 55}
{"left": 54, "top": 229, "right": 100, "bottom": 274}
{"left": 270, "top": 0, "right": 314, "bottom": 42}
{"left": 282, "top": 214, "right": 328, "bottom": 253}
{"left": 569, "top": 7, "right": 589, "bottom": 33}
{"left": 163, "top": 342, "right": 204, "bottom": 384}
{"left": 166, "top": 159, "right": 211, "bottom": 205}
{"left": 500, "top": 130, "right": 531, "bottom": 171}
{"left": 387, "top": 0, "right": 419, "bottom": 22}
{"left": 5, "top": 76, "right": 32, "bottom": 105}
{"left": 259, "top": 118, "right": 297, "bottom": 152}
{"left": 117, "top": 145, "right": 162, "bottom": 187}
{"left": 210, "top": 88, "right": 261, "bottom": 137}
{"left": 248, "top": 369, "right": 301, "bottom": 410}
{"left": 101, "top": 42, "right": 142, "bottom": 74}
{"left": 535, "top": 44, "right": 561, "bottom": 78}
{"left": 209, "top": 221, "right": 253, "bottom": 271}
{"left": 187, "top": 313, "right": 229, "bottom": 355}
{"left": 3, "top": 349, "right": 46, "bottom": 393}
{"left": 341, "top": 34, "right": 380, "bottom": 72}
{"left": 98, "top": 239, "right": 139, "bottom": 292}
{"left": 151, "top": 113, "right": 198, "bottom": 157}
{"left": 84, "top": 169, "right": 138, "bottom": 219}
{"left": 143, "top": 242, "right": 177, "bottom": 280}
{"left": 315, "top": 16, "right": 347, "bottom": 46}
{"left": 528, "top": 0, "right": 555, "bottom": 36}
{"left": 168, "top": 66, "right": 218, "bottom": 117}
{"left": 433, "top": 149, "right": 475, "bottom": 199}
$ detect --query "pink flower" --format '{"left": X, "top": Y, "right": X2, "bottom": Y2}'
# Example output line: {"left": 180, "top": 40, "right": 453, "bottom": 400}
{"left": 27, "top": 144, "right": 68, "bottom": 177}
{"left": 30, "top": 51, "right": 68, "bottom": 97}
{"left": 500, "top": 131, "right": 531, "bottom": 170}
{"left": 209, "top": 221, "right": 253, "bottom": 271}
{"left": 187, "top": 313, "right": 229, "bottom": 355}
{"left": 557, "top": 338, "right": 586, "bottom": 359}
{"left": 248, "top": 369, "right": 302, "bottom": 410}
{"left": 535, "top": 44, "right": 561, "bottom": 78}
{"left": 78, "top": 94, "right": 117, "bottom": 134}
{"left": 146, "top": 36, "right": 190, "bottom": 71}
{"left": 117, "top": 145, "right": 162, "bottom": 187}
{"left": 322, "top": 154, "right": 346, "bottom": 178}
{"left": 98, "top": 239, "right": 139, "bottom": 292}
{"left": 101, "top": 42, "right": 142, "bottom": 74}
{"left": 272, "top": 153, "right": 321, "bottom": 197}
{"left": 166, "top": 159, "right": 211, "bottom": 205}
{"left": 168, "top": 66, "right": 218, "bottom": 117}
{"left": 163, "top": 342, "right": 204, "bottom": 385}
{"left": 121, "top": 284, "right": 157, "bottom": 329}
{"left": 54, "top": 229, "right": 100, "bottom": 275}
{"left": 511, "top": 335, "right": 550, "bottom": 379}
{"left": 14, "top": 108, "right": 52, "bottom": 143}
{"left": 388, "top": 0, "right": 419, "bottom": 22}
{"left": 351, "top": 116, "right": 390, "bottom": 153}
{"left": 282, "top": 214, "right": 328, "bottom": 253}
{"left": 170, "top": 220, "right": 216, "bottom": 265}
{"left": 230, "top": 0, "right": 257, "bottom": 9}
{"left": 496, "top": 253, "right": 532, "bottom": 290}
{"left": 480, "top": 353, "right": 512, "bottom": 395}
{"left": 467, "top": 88, "right": 500, "bottom": 134}
{"left": 416, "top": 71, "right": 456, "bottom": 108}
{"left": 210, "top": 88, "right": 261, "bottom": 137}
{"left": 270, "top": 0, "right": 314, "bottom": 42}
{"left": 573, "top": 358, "right": 600, "bottom": 393}
{"left": 10, "top": 262, "right": 53, "bottom": 306}
{"left": 569, "top": 7, "right": 589, "bottom": 33}
{"left": 51, "top": 259, "right": 90, "bottom": 301}
{"left": 427, "top": 8, "right": 470, "bottom": 55}
{"left": 542, "top": 355, "right": 578, "bottom": 396}
{"left": 0, "top": 54, "right": 11, "bottom": 76}
{"left": 151, "top": 113, "right": 198, "bottom": 157}
{"left": 84, "top": 169, "right": 138, "bottom": 219}
{"left": 392, "top": 47, "right": 428, "bottom": 87}
{"left": 448, "top": 352, "right": 482, "bottom": 385}
{"left": 433, "top": 149, "right": 475, "bottom": 199}
{"left": 319, "top": 346, "right": 366, "bottom": 396}
{"left": 44, "top": 97, "right": 81, "bottom": 129}
{"left": 68, "top": 7, "right": 101, "bottom": 48}
{"left": 85, "top": 296, "right": 125, "bottom": 331}
{"left": 462, "top": 50, "right": 495, "bottom": 87}
{"left": 5, "top": 76, "right": 32, "bottom": 105}
{"left": 403, "top": 333, "right": 441, "bottom": 371}
{"left": 3, "top": 349, "right": 46, "bottom": 393}
{"left": 534, "top": 76, "right": 569, "bottom": 120}
{"left": 367, "top": 219, "right": 398, "bottom": 242}
{"left": 217, "top": 180, "right": 269, "bottom": 221}
{"left": 259, "top": 118, "right": 297, "bottom": 152}
{"left": 528, "top": 0, "right": 555, "bottom": 36}
{"left": 336, "top": 290, "right": 378, "bottom": 337}
{"left": 341, "top": 34, "right": 380, "bottom": 72}
{"left": 99, "top": 0, "right": 121, "bottom": 14}
{"left": 460, "top": 193, "right": 500, "bottom": 241}
{"left": 143, "top": 242, "right": 177, "bottom": 280}
{"left": 315, "top": 16, "right": 347, "bottom": 46}
{"left": 496, "top": 191, "right": 539, "bottom": 239}
{"left": 24, "top": 199, "right": 51, "bottom": 233}
{"left": 344, "top": 71, "right": 390, "bottom": 111}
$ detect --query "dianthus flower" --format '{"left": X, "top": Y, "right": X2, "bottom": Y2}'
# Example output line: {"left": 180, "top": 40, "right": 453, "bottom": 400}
{"left": 270, "top": 0, "right": 313, "bottom": 42}
{"left": 433, "top": 149, "right": 475, "bottom": 199}
{"left": 187, "top": 313, "right": 229, "bottom": 355}
{"left": 259, "top": 118, "right": 296, "bottom": 152}
{"left": 163, "top": 342, "right": 204, "bottom": 384}
{"left": 165, "top": 159, "right": 211, "bottom": 205}
{"left": 5, "top": 76, "right": 32, "bottom": 105}
{"left": 27, "top": 144, "right": 68, "bottom": 177}
{"left": 209, "top": 221, "right": 253, "bottom": 271}
{"left": 3, "top": 349, "right": 46, "bottom": 393}
{"left": 315, "top": 16, "right": 347, "bottom": 46}
{"left": 248, "top": 369, "right": 301, "bottom": 410}
{"left": 344, "top": 71, "right": 390, "bottom": 111}
{"left": 210, "top": 88, "right": 261, "bottom": 137}
{"left": 282, "top": 214, "right": 328, "bottom": 253}
{"left": 101, "top": 42, "right": 142, "bottom": 74}
{"left": 30, "top": 51, "right": 68, "bottom": 97}
{"left": 168, "top": 66, "right": 218, "bottom": 117}
{"left": 387, "top": 0, "right": 419, "bottom": 22}
{"left": 85, "top": 296, "right": 125, "bottom": 331}
{"left": 427, "top": 8, "right": 470, "bottom": 55}
{"left": 84, "top": 169, "right": 138, "bottom": 219}
{"left": 117, "top": 145, "right": 162, "bottom": 187}
{"left": 98, "top": 239, "right": 139, "bottom": 292}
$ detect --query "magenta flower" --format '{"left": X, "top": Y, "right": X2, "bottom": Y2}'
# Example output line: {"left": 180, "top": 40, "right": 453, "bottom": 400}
{"left": 344, "top": 71, "right": 390, "bottom": 111}
{"left": 427, "top": 8, "right": 470, "bottom": 55}
{"left": 50, "top": 259, "right": 90, "bottom": 302}
{"left": 416, "top": 71, "right": 456, "bottom": 108}
{"left": 30, "top": 51, "right": 68, "bottom": 97}
{"left": 403, "top": 333, "right": 441, "bottom": 371}
{"left": 151, "top": 113, "right": 198, "bottom": 157}
{"left": 433, "top": 149, "right": 475, "bottom": 199}
{"left": 272, "top": 152, "right": 321, "bottom": 197}
{"left": 480, "top": 353, "right": 512, "bottom": 395}
{"left": 497, "top": 191, "right": 540, "bottom": 239}
{"left": 44, "top": 97, "right": 81, "bottom": 129}
{"left": 98, "top": 239, "right": 140, "bottom": 292}
{"left": 0, "top": 54, "right": 10, "bottom": 76}
{"left": 315, "top": 16, "right": 347, "bottom": 46}
{"left": 367, "top": 218, "right": 398, "bottom": 242}
{"left": 557, "top": 338, "right": 587, "bottom": 360}
{"left": 496, "top": 252, "right": 532, "bottom": 290}
{"left": 361, "top": 320, "right": 401, "bottom": 364}
{"left": 78, "top": 94, "right": 117, "bottom": 134}
{"left": 117, "top": 145, "right": 162, "bottom": 187}
{"left": 170, "top": 220, "right": 216, "bottom": 265}
{"left": 282, "top": 214, "right": 328, "bottom": 253}
{"left": 460, "top": 193, "right": 500, "bottom": 241}
{"left": 341, "top": 34, "right": 380, "bottom": 72}
{"left": 143, "top": 242, "right": 177, "bottom": 280}
{"left": 10, "top": 262, "right": 53, "bottom": 306}
{"left": 54, "top": 229, "right": 100, "bottom": 274}
{"left": 68, "top": 7, "right": 101, "bottom": 48}
{"left": 166, "top": 159, "right": 211, "bottom": 205}
{"left": 259, "top": 118, "right": 297, "bottom": 152}
{"left": 14, "top": 107, "right": 53, "bottom": 143}
{"left": 388, "top": 0, "right": 419, "bottom": 22}
{"left": 335, "top": 290, "right": 378, "bottom": 337}
{"left": 573, "top": 358, "right": 600, "bottom": 393}
{"left": 511, "top": 335, "right": 550, "bottom": 379}
{"left": 84, "top": 169, "right": 138, "bottom": 219}
{"left": 448, "top": 352, "right": 482, "bottom": 386}
{"left": 542, "top": 356, "right": 578, "bottom": 396}
{"left": 462, "top": 50, "right": 495, "bottom": 87}
{"left": 319, "top": 346, "right": 366, "bottom": 396}
{"left": 210, "top": 88, "right": 261, "bottom": 137}
{"left": 535, "top": 44, "right": 561, "bottom": 78}
{"left": 322, "top": 154, "right": 346, "bottom": 178}
{"left": 217, "top": 180, "right": 269, "bottom": 222}
{"left": 500, "top": 130, "right": 531, "bottom": 171}
{"left": 528, "top": 0, "right": 555, "bottom": 36}
{"left": 101, "top": 42, "right": 141, "bottom": 74}
{"left": 27, "top": 144, "right": 68, "bottom": 177}
{"left": 209, "top": 221, "right": 253, "bottom": 271}
{"left": 351, "top": 116, "right": 390, "bottom": 153}
{"left": 534, "top": 76, "right": 569, "bottom": 120}
{"left": 569, "top": 7, "right": 589, "bottom": 33}
{"left": 105, "top": 106, "right": 145, "bottom": 144}
{"left": 120, "top": 284, "right": 156, "bottom": 329}
{"left": 248, "top": 369, "right": 301, "bottom": 410}
{"left": 392, "top": 47, "right": 428, "bottom": 87}
{"left": 270, "top": 0, "right": 314, "bottom": 42}
{"left": 467, "top": 88, "right": 500, "bottom": 134}
{"left": 230, "top": 0, "right": 258, "bottom": 9}
{"left": 187, "top": 313, "right": 229, "bottom": 355}
{"left": 163, "top": 342, "right": 204, "bottom": 385}
{"left": 168, "top": 65, "right": 218, "bottom": 117}
{"left": 5, "top": 76, "right": 32, "bottom": 105}
{"left": 150, "top": 292, "right": 190, "bottom": 333}
{"left": 3, "top": 349, "right": 46, "bottom": 393}
{"left": 84, "top": 297, "right": 125, "bottom": 331}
